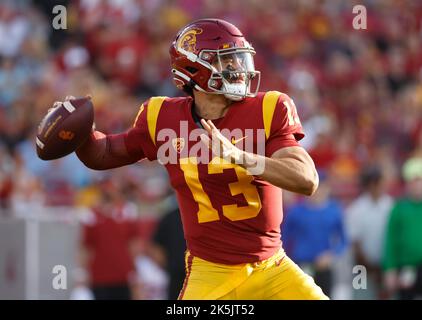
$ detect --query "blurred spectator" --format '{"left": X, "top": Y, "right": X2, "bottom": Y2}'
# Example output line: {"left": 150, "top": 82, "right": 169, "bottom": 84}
{"left": 78, "top": 176, "right": 141, "bottom": 300}
{"left": 133, "top": 253, "right": 169, "bottom": 300}
{"left": 10, "top": 152, "right": 45, "bottom": 214}
{"left": 282, "top": 174, "right": 348, "bottom": 297}
{"left": 147, "top": 204, "right": 186, "bottom": 300}
{"left": 0, "top": 0, "right": 421, "bottom": 300}
{"left": 346, "top": 165, "right": 393, "bottom": 299}
{"left": 0, "top": 3, "right": 29, "bottom": 58}
{"left": 0, "top": 0, "right": 420, "bottom": 206}
{"left": 383, "top": 157, "right": 422, "bottom": 300}
{"left": 0, "top": 145, "right": 13, "bottom": 211}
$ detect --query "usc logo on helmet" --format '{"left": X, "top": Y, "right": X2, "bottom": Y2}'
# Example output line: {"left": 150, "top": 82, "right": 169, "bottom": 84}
{"left": 177, "top": 28, "right": 203, "bottom": 53}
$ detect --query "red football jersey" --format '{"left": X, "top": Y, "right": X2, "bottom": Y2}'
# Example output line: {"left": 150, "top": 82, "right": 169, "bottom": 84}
{"left": 125, "top": 91, "right": 304, "bottom": 264}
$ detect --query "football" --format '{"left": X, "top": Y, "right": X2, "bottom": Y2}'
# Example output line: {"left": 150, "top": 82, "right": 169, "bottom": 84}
{"left": 36, "top": 97, "right": 94, "bottom": 161}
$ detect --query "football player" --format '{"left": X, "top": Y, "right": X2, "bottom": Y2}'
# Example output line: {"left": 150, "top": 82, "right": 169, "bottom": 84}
{"left": 74, "top": 19, "right": 327, "bottom": 299}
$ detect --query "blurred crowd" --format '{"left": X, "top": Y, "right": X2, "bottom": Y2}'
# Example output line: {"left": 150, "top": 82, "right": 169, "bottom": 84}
{"left": 0, "top": 0, "right": 422, "bottom": 299}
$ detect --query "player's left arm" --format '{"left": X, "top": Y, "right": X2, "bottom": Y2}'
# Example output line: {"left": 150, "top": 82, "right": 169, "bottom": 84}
{"left": 248, "top": 93, "right": 319, "bottom": 195}
{"left": 200, "top": 92, "right": 319, "bottom": 195}
{"left": 201, "top": 120, "right": 318, "bottom": 195}
{"left": 247, "top": 145, "right": 319, "bottom": 196}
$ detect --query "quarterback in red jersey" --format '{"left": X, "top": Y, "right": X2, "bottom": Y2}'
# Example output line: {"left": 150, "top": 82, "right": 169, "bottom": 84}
{"left": 74, "top": 19, "right": 327, "bottom": 299}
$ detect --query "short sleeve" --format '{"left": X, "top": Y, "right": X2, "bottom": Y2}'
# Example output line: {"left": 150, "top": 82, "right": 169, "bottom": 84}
{"left": 124, "top": 99, "right": 158, "bottom": 161}
{"left": 265, "top": 92, "right": 305, "bottom": 157}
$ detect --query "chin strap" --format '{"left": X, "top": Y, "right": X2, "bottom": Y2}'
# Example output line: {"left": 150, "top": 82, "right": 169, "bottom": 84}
{"left": 172, "top": 69, "right": 207, "bottom": 93}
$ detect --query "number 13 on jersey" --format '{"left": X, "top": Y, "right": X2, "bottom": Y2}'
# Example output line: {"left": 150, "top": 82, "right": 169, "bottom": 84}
{"left": 180, "top": 157, "right": 262, "bottom": 223}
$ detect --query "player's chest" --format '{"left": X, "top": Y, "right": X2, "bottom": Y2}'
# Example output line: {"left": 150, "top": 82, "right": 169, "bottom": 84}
{"left": 155, "top": 109, "right": 266, "bottom": 162}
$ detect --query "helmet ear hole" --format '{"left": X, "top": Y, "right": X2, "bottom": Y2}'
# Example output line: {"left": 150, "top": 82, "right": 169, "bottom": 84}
{"left": 185, "top": 66, "right": 198, "bottom": 74}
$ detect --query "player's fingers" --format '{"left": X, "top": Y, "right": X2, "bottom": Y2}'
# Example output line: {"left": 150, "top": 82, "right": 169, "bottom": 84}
{"left": 85, "top": 94, "right": 92, "bottom": 100}
{"left": 202, "top": 130, "right": 221, "bottom": 155}
{"left": 207, "top": 120, "right": 219, "bottom": 133}
{"left": 210, "top": 128, "right": 222, "bottom": 144}
{"left": 212, "top": 136, "right": 227, "bottom": 158}
{"left": 49, "top": 101, "right": 62, "bottom": 113}
{"left": 222, "top": 139, "right": 234, "bottom": 152}
{"left": 201, "top": 120, "right": 228, "bottom": 157}
{"left": 222, "top": 146, "right": 232, "bottom": 158}
{"left": 200, "top": 134, "right": 211, "bottom": 149}
{"left": 201, "top": 119, "right": 212, "bottom": 133}
{"left": 208, "top": 120, "right": 228, "bottom": 142}
{"left": 65, "top": 95, "right": 76, "bottom": 101}
{"left": 207, "top": 120, "right": 224, "bottom": 138}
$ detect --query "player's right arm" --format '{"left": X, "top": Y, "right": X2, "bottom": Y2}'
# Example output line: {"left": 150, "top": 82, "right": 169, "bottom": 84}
{"left": 76, "top": 100, "right": 154, "bottom": 170}
{"left": 75, "top": 129, "right": 144, "bottom": 170}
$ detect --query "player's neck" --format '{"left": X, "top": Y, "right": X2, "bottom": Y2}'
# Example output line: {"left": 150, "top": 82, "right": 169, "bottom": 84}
{"left": 193, "top": 91, "right": 232, "bottom": 120}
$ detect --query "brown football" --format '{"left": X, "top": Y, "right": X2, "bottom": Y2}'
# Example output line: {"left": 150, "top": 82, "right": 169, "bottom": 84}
{"left": 36, "top": 97, "right": 94, "bottom": 160}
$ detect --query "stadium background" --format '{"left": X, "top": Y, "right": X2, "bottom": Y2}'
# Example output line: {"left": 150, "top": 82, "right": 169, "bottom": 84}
{"left": 0, "top": 0, "right": 421, "bottom": 299}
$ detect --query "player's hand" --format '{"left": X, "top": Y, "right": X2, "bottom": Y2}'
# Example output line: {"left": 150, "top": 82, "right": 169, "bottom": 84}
{"left": 37, "top": 95, "right": 95, "bottom": 160}
{"left": 200, "top": 119, "right": 244, "bottom": 163}
{"left": 53, "top": 95, "right": 95, "bottom": 132}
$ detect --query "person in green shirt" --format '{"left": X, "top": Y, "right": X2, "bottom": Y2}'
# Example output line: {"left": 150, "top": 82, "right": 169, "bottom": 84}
{"left": 383, "top": 156, "right": 422, "bottom": 300}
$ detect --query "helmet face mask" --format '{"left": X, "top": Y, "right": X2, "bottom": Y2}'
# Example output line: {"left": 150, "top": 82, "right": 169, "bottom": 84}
{"left": 170, "top": 19, "right": 261, "bottom": 101}
{"left": 205, "top": 48, "right": 261, "bottom": 101}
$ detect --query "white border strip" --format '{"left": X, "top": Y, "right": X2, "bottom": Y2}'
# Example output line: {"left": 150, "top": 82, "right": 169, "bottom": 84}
{"left": 62, "top": 101, "right": 76, "bottom": 113}
{"left": 36, "top": 137, "right": 45, "bottom": 149}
